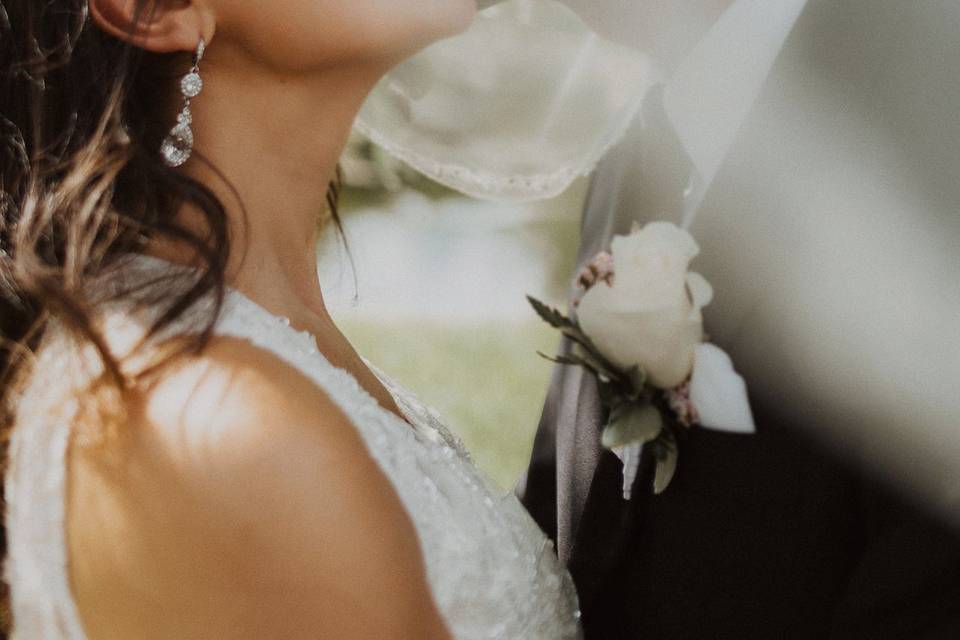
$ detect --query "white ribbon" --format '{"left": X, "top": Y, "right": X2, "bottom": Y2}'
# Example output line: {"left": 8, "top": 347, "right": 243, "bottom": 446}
{"left": 666, "top": 0, "right": 809, "bottom": 227}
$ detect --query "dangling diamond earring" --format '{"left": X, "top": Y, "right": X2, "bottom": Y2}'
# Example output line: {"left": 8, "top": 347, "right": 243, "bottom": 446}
{"left": 161, "top": 38, "right": 206, "bottom": 168}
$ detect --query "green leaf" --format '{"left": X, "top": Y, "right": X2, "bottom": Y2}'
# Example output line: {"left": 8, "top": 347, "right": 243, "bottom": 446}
{"left": 527, "top": 296, "right": 575, "bottom": 331}
{"left": 529, "top": 295, "right": 629, "bottom": 379}
{"left": 653, "top": 445, "right": 678, "bottom": 495}
{"left": 527, "top": 295, "right": 643, "bottom": 396}
{"left": 572, "top": 346, "right": 617, "bottom": 380}
{"left": 537, "top": 349, "right": 642, "bottom": 407}
{"left": 536, "top": 351, "right": 607, "bottom": 380}
{"left": 536, "top": 351, "right": 582, "bottom": 367}
{"left": 561, "top": 328, "right": 634, "bottom": 388}
{"left": 558, "top": 326, "right": 601, "bottom": 357}
{"left": 601, "top": 403, "right": 664, "bottom": 449}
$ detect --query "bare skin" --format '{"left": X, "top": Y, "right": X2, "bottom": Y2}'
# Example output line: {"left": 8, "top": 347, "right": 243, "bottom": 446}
{"left": 69, "top": 337, "right": 451, "bottom": 639}
{"left": 66, "top": 0, "right": 476, "bottom": 637}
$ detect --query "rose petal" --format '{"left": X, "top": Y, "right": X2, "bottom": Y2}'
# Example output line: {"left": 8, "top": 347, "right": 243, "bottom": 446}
{"left": 689, "top": 343, "right": 756, "bottom": 434}
{"left": 609, "top": 223, "right": 700, "bottom": 304}
{"left": 575, "top": 221, "right": 709, "bottom": 389}
{"left": 578, "top": 299, "right": 701, "bottom": 388}
{"left": 686, "top": 271, "right": 714, "bottom": 309}
{"left": 633, "top": 221, "right": 701, "bottom": 261}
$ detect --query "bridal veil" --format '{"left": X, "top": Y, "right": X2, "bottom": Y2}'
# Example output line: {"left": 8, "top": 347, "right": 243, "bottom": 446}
{"left": 355, "top": 0, "right": 960, "bottom": 526}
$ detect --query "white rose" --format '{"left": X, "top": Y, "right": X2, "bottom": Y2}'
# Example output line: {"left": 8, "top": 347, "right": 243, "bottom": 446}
{"left": 576, "top": 221, "right": 714, "bottom": 389}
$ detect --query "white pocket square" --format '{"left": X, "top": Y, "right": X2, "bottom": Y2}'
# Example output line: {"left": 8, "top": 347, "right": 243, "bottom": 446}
{"left": 690, "top": 343, "right": 756, "bottom": 435}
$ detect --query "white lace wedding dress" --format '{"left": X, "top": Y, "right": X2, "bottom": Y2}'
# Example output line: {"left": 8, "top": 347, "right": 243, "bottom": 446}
{"left": 3, "top": 253, "right": 582, "bottom": 639}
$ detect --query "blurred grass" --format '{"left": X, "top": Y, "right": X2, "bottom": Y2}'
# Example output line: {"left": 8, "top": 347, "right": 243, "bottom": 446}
{"left": 329, "top": 176, "right": 586, "bottom": 490}
{"left": 337, "top": 317, "right": 561, "bottom": 490}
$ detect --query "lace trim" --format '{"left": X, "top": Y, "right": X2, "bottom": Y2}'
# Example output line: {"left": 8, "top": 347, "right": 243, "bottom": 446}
{"left": 4, "top": 329, "right": 94, "bottom": 639}
{"left": 354, "top": 92, "right": 645, "bottom": 203}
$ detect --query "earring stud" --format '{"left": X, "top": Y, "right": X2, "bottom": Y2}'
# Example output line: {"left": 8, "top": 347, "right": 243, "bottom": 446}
{"left": 161, "top": 38, "right": 206, "bottom": 168}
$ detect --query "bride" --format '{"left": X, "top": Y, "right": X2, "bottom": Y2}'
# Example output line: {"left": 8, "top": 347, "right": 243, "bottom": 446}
{"left": 0, "top": 0, "right": 584, "bottom": 638}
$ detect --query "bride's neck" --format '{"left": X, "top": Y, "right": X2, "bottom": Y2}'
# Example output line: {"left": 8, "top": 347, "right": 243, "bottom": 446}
{"left": 151, "top": 60, "right": 385, "bottom": 327}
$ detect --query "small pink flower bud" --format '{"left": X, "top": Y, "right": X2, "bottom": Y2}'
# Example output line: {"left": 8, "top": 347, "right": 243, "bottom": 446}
{"left": 572, "top": 251, "right": 615, "bottom": 307}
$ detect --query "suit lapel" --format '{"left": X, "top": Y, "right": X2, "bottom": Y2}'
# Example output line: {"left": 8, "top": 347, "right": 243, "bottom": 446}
{"left": 568, "top": 447, "right": 654, "bottom": 624}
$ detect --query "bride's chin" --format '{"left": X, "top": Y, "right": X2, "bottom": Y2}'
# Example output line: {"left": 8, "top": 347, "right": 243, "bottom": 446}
{"left": 384, "top": 2, "right": 476, "bottom": 62}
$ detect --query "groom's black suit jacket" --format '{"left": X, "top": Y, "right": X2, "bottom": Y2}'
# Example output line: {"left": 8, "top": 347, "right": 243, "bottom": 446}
{"left": 564, "top": 403, "right": 960, "bottom": 639}
{"left": 522, "top": 2, "right": 960, "bottom": 638}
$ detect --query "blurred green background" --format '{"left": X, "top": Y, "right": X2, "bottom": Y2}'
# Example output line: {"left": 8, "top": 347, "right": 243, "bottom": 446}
{"left": 319, "top": 136, "right": 585, "bottom": 489}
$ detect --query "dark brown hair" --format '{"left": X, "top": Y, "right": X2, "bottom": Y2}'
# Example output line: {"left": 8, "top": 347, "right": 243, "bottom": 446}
{"left": 0, "top": 1, "right": 341, "bottom": 631}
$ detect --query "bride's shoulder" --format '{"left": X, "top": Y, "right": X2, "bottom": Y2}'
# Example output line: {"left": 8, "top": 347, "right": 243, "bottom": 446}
{"left": 68, "top": 334, "right": 449, "bottom": 639}
{"left": 137, "top": 333, "right": 356, "bottom": 455}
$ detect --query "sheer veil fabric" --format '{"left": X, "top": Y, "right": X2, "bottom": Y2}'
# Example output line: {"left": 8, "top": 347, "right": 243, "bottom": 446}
{"left": 362, "top": 0, "right": 960, "bottom": 521}
{"left": 355, "top": 0, "right": 658, "bottom": 201}
{"left": 355, "top": 0, "right": 808, "bottom": 205}
{"left": 372, "top": 0, "right": 960, "bottom": 524}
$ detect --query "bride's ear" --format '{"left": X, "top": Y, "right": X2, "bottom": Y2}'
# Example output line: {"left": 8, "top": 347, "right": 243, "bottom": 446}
{"left": 88, "top": 0, "right": 215, "bottom": 53}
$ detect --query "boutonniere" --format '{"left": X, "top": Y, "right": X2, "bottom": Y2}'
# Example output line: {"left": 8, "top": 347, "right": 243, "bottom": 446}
{"left": 529, "top": 222, "right": 755, "bottom": 498}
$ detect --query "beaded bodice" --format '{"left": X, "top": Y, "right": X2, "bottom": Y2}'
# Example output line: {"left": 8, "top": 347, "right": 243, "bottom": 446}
{"left": 3, "top": 254, "right": 582, "bottom": 639}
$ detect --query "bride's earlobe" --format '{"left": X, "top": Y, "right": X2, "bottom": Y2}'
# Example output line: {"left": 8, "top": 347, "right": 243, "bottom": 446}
{"left": 88, "top": 0, "right": 213, "bottom": 54}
